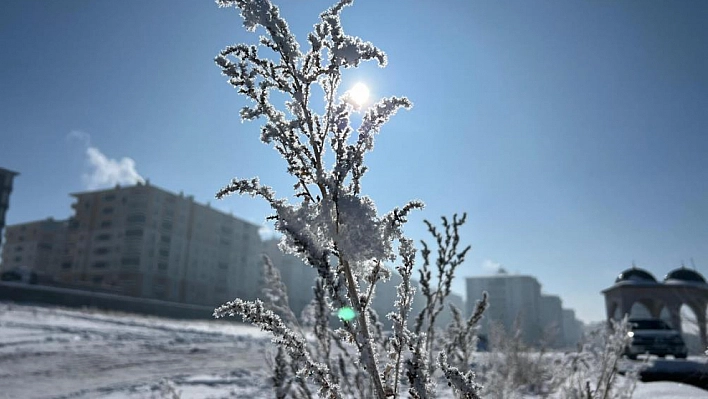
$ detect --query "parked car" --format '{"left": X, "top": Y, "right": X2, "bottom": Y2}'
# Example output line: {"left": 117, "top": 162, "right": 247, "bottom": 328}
{"left": 0, "top": 268, "right": 38, "bottom": 284}
{"left": 624, "top": 318, "right": 688, "bottom": 360}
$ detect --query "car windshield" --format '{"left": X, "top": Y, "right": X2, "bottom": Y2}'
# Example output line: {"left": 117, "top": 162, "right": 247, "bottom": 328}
{"left": 630, "top": 320, "right": 672, "bottom": 330}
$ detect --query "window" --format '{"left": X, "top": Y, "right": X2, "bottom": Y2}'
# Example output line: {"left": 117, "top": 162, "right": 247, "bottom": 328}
{"left": 61, "top": 262, "right": 72, "bottom": 269}
{"left": 13, "top": 256, "right": 21, "bottom": 262}
{"left": 218, "top": 262, "right": 229, "bottom": 270}
{"left": 126, "top": 214, "right": 146, "bottom": 223}
{"left": 92, "top": 275, "right": 104, "bottom": 284}
{"left": 14, "top": 245, "right": 23, "bottom": 252}
{"left": 96, "top": 233, "right": 111, "bottom": 241}
{"left": 125, "top": 229, "right": 144, "bottom": 237}
{"left": 94, "top": 247, "right": 109, "bottom": 255}
{"left": 161, "top": 221, "right": 172, "bottom": 230}
{"left": 121, "top": 257, "right": 140, "bottom": 266}
{"left": 159, "top": 249, "right": 169, "bottom": 257}
{"left": 92, "top": 261, "right": 108, "bottom": 268}
{"left": 157, "top": 262, "right": 168, "bottom": 270}
{"left": 160, "top": 235, "right": 171, "bottom": 244}
{"left": 100, "top": 221, "right": 112, "bottom": 228}
{"left": 38, "top": 243, "right": 53, "bottom": 250}
{"left": 104, "top": 194, "right": 116, "bottom": 201}
{"left": 102, "top": 207, "right": 114, "bottom": 214}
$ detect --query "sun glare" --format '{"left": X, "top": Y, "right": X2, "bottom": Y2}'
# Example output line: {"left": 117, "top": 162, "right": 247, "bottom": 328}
{"left": 349, "top": 82, "right": 369, "bottom": 106}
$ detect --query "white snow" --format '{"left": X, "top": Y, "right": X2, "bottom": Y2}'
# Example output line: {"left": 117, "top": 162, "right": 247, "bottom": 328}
{"left": 1, "top": 302, "right": 706, "bottom": 398}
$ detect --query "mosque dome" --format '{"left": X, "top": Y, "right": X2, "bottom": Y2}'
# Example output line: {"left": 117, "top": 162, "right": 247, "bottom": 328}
{"left": 615, "top": 267, "right": 657, "bottom": 284}
{"left": 664, "top": 267, "right": 706, "bottom": 284}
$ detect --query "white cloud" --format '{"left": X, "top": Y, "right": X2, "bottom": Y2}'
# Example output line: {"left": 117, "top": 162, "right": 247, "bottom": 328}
{"left": 481, "top": 259, "right": 503, "bottom": 273}
{"left": 83, "top": 147, "right": 145, "bottom": 190}
{"left": 68, "top": 131, "right": 145, "bottom": 190}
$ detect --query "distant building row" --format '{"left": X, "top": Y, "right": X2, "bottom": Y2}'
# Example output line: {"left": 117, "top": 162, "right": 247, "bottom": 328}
{"left": 0, "top": 181, "right": 461, "bottom": 328}
{"left": 1, "top": 177, "right": 582, "bottom": 345}
{"left": 467, "top": 272, "right": 584, "bottom": 348}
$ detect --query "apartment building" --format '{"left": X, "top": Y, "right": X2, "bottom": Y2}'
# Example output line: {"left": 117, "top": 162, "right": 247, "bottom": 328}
{"left": 466, "top": 273, "right": 543, "bottom": 345}
{"left": 1, "top": 218, "right": 68, "bottom": 279}
{"left": 50, "top": 181, "right": 261, "bottom": 306}
{"left": 539, "top": 294, "right": 565, "bottom": 347}
{"left": 0, "top": 167, "right": 19, "bottom": 249}
{"left": 562, "top": 308, "right": 583, "bottom": 347}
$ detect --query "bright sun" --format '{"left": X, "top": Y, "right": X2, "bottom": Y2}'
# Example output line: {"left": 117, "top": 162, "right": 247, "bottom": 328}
{"left": 349, "top": 82, "right": 369, "bottom": 106}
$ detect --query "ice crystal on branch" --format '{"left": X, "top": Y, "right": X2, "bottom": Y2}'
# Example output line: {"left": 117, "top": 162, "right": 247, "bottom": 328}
{"left": 212, "top": 1, "right": 494, "bottom": 398}
{"left": 214, "top": 0, "right": 422, "bottom": 397}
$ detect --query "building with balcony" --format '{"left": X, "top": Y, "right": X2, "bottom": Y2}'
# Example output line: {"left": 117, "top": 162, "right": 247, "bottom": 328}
{"left": 7, "top": 181, "right": 263, "bottom": 307}
{"left": 1, "top": 218, "right": 68, "bottom": 280}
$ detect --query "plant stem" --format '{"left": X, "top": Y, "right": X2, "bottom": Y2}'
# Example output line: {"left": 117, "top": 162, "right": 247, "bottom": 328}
{"left": 341, "top": 258, "right": 387, "bottom": 399}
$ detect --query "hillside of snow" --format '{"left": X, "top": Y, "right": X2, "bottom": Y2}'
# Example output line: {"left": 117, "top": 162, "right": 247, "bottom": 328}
{"left": 1, "top": 302, "right": 706, "bottom": 398}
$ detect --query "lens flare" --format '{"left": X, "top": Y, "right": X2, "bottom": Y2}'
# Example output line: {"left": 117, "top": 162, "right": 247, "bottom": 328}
{"left": 337, "top": 307, "right": 356, "bottom": 321}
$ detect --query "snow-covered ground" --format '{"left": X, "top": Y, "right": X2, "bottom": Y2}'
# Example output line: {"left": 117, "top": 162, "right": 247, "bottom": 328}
{"left": 1, "top": 302, "right": 706, "bottom": 398}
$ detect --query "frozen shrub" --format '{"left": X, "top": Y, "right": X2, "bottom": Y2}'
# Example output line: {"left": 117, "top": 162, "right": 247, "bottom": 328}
{"left": 553, "top": 316, "right": 642, "bottom": 399}
{"left": 210, "top": 0, "right": 486, "bottom": 398}
{"left": 208, "top": 1, "right": 639, "bottom": 398}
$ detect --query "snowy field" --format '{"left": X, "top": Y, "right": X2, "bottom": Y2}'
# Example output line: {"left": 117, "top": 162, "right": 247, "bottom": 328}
{"left": 1, "top": 302, "right": 706, "bottom": 399}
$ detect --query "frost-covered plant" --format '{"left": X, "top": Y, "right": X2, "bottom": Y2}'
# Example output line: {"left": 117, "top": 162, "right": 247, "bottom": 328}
{"left": 414, "top": 214, "right": 471, "bottom": 374}
{"left": 209, "top": 0, "right": 489, "bottom": 398}
{"left": 554, "top": 316, "right": 641, "bottom": 399}
{"left": 478, "top": 318, "right": 557, "bottom": 398}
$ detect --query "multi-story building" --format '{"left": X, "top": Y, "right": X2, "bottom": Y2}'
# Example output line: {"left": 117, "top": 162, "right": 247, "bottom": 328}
{"left": 0, "top": 167, "right": 19, "bottom": 249}
{"left": 562, "top": 308, "right": 583, "bottom": 348}
{"left": 262, "top": 238, "right": 317, "bottom": 317}
{"left": 1, "top": 218, "right": 68, "bottom": 279}
{"left": 539, "top": 294, "right": 564, "bottom": 347}
{"left": 466, "top": 272, "right": 543, "bottom": 345}
{"left": 48, "top": 181, "right": 262, "bottom": 306}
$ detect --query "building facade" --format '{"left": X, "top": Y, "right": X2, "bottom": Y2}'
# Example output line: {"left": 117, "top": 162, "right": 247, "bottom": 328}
{"left": 1, "top": 218, "right": 68, "bottom": 280}
{"left": 539, "top": 294, "right": 564, "bottom": 347}
{"left": 1, "top": 182, "right": 263, "bottom": 307}
{"left": 467, "top": 273, "right": 543, "bottom": 345}
{"left": 562, "top": 308, "right": 583, "bottom": 348}
{"left": 0, "top": 167, "right": 19, "bottom": 249}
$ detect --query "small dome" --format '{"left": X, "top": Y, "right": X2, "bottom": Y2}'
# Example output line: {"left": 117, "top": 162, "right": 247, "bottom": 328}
{"left": 664, "top": 267, "right": 706, "bottom": 284}
{"left": 615, "top": 267, "right": 657, "bottom": 284}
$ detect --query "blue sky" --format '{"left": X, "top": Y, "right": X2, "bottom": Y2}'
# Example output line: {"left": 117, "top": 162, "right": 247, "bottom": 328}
{"left": 1, "top": 0, "right": 706, "bottom": 323}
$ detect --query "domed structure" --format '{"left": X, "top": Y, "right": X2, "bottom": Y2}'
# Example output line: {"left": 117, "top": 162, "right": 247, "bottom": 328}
{"left": 604, "top": 263, "right": 708, "bottom": 353}
{"left": 615, "top": 267, "right": 657, "bottom": 283}
{"left": 664, "top": 267, "right": 707, "bottom": 284}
